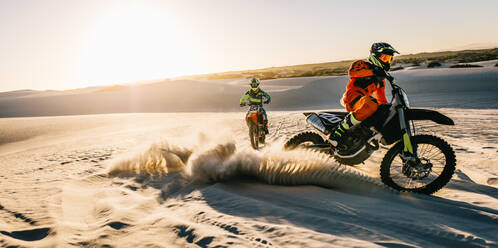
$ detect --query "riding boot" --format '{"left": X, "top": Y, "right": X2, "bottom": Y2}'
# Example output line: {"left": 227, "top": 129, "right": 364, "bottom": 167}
{"left": 328, "top": 113, "right": 361, "bottom": 147}
{"left": 263, "top": 120, "right": 269, "bottom": 134}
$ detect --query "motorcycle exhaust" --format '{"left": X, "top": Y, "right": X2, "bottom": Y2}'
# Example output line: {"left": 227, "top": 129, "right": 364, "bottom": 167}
{"left": 306, "top": 113, "right": 330, "bottom": 135}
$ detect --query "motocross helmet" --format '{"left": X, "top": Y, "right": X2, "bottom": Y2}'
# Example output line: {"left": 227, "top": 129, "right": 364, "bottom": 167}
{"left": 250, "top": 77, "right": 260, "bottom": 92}
{"left": 369, "top": 42, "right": 399, "bottom": 71}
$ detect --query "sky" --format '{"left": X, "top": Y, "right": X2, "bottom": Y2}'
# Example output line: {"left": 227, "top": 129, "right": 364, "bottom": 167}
{"left": 1, "top": 0, "right": 497, "bottom": 92}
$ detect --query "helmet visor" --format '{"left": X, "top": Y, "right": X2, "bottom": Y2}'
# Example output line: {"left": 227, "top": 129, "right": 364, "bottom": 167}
{"left": 376, "top": 46, "right": 398, "bottom": 55}
{"left": 379, "top": 54, "right": 393, "bottom": 64}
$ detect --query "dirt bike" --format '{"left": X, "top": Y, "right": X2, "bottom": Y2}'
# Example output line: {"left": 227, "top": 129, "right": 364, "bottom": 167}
{"left": 242, "top": 102, "right": 268, "bottom": 150}
{"left": 284, "top": 75, "right": 456, "bottom": 194}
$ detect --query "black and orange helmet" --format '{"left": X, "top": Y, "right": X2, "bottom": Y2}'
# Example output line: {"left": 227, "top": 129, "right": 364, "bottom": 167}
{"left": 369, "top": 42, "right": 399, "bottom": 71}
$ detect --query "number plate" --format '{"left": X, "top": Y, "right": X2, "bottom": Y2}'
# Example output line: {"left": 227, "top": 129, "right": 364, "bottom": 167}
{"left": 249, "top": 105, "right": 259, "bottom": 111}
{"left": 318, "top": 113, "right": 343, "bottom": 124}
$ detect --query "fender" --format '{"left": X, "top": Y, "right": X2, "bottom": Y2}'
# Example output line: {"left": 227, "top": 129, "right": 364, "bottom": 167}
{"left": 406, "top": 109, "right": 454, "bottom": 125}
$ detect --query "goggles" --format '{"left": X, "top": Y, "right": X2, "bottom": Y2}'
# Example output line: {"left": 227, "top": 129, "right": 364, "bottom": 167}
{"left": 251, "top": 83, "right": 259, "bottom": 88}
{"left": 379, "top": 54, "right": 393, "bottom": 64}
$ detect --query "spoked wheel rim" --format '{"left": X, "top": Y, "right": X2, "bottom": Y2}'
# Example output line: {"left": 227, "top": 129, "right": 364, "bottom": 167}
{"left": 284, "top": 132, "right": 328, "bottom": 153}
{"left": 380, "top": 135, "right": 456, "bottom": 194}
{"left": 294, "top": 140, "right": 320, "bottom": 149}
{"left": 389, "top": 143, "right": 447, "bottom": 190}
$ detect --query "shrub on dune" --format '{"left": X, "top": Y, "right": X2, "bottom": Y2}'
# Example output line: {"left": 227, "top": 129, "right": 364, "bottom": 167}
{"left": 449, "top": 64, "right": 483, "bottom": 68}
{"left": 300, "top": 71, "right": 314, "bottom": 77}
{"left": 427, "top": 61, "right": 442, "bottom": 68}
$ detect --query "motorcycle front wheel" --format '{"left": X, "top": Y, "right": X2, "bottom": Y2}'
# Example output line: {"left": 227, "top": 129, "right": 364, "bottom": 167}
{"left": 249, "top": 123, "right": 259, "bottom": 150}
{"left": 380, "top": 134, "right": 456, "bottom": 194}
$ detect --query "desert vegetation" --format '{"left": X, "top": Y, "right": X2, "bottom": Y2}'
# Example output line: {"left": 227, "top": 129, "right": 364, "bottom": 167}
{"left": 390, "top": 66, "right": 404, "bottom": 71}
{"left": 179, "top": 48, "right": 497, "bottom": 81}
{"left": 449, "top": 64, "right": 483, "bottom": 68}
{"left": 427, "top": 61, "right": 442, "bottom": 68}
{"left": 393, "top": 48, "right": 498, "bottom": 65}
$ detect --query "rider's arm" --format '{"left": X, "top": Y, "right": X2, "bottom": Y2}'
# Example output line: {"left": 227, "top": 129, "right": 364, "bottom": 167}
{"left": 240, "top": 92, "right": 250, "bottom": 104}
{"left": 374, "top": 81, "right": 388, "bottom": 105}
{"left": 262, "top": 90, "right": 271, "bottom": 102}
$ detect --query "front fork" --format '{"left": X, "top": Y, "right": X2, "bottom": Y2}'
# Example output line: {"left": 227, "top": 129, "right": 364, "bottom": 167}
{"left": 397, "top": 107, "right": 427, "bottom": 179}
{"left": 397, "top": 106, "right": 417, "bottom": 158}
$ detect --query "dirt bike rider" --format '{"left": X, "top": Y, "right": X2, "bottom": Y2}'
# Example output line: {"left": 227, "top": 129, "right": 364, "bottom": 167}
{"left": 329, "top": 42, "right": 399, "bottom": 147}
{"left": 240, "top": 77, "right": 271, "bottom": 134}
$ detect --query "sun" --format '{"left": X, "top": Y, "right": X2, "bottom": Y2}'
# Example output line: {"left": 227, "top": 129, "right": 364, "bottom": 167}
{"left": 81, "top": 3, "right": 198, "bottom": 86}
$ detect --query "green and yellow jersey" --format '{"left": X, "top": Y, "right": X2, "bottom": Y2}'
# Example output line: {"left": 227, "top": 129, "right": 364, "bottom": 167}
{"left": 240, "top": 89, "right": 271, "bottom": 105}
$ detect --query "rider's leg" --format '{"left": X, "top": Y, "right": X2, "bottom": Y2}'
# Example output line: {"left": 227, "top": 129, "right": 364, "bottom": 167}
{"left": 351, "top": 96, "right": 379, "bottom": 121}
{"left": 329, "top": 113, "right": 361, "bottom": 146}
{"left": 329, "top": 96, "right": 378, "bottom": 146}
{"left": 261, "top": 108, "right": 269, "bottom": 134}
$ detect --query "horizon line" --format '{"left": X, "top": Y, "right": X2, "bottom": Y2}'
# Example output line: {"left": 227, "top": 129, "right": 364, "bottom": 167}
{"left": 2, "top": 46, "right": 497, "bottom": 94}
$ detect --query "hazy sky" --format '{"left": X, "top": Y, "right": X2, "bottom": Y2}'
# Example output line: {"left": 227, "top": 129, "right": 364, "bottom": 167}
{"left": 1, "top": 0, "right": 497, "bottom": 92}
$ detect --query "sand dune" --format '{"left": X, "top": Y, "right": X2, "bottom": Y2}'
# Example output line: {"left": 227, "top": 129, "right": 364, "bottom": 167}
{"left": 0, "top": 107, "right": 496, "bottom": 247}
{"left": 0, "top": 65, "right": 497, "bottom": 117}
{"left": 0, "top": 65, "right": 497, "bottom": 247}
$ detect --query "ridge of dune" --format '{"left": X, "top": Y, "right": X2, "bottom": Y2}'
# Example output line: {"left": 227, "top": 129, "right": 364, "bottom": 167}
{"left": 0, "top": 67, "right": 497, "bottom": 117}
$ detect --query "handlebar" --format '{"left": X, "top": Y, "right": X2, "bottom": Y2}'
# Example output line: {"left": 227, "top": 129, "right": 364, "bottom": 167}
{"left": 386, "top": 72, "right": 395, "bottom": 84}
{"left": 386, "top": 72, "right": 400, "bottom": 89}
{"left": 240, "top": 101, "right": 269, "bottom": 107}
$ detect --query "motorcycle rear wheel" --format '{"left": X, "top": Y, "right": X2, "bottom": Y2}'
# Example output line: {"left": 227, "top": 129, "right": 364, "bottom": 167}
{"left": 284, "top": 132, "right": 327, "bottom": 151}
{"left": 380, "top": 134, "right": 456, "bottom": 194}
{"left": 259, "top": 134, "right": 266, "bottom": 144}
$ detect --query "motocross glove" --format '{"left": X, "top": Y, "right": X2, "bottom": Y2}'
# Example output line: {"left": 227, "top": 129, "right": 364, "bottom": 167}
{"left": 264, "top": 100, "right": 270, "bottom": 104}
{"left": 372, "top": 66, "right": 393, "bottom": 82}
{"left": 372, "top": 66, "right": 387, "bottom": 77}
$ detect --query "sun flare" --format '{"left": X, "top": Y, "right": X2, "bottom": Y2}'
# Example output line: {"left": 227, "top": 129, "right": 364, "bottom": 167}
{"left": 81, "top": 4, "right": 198, "bottom": 86}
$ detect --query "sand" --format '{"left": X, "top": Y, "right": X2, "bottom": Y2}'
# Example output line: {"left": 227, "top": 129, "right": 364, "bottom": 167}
{"left": 0, "top": 65, "right": 497, "bottom": 247}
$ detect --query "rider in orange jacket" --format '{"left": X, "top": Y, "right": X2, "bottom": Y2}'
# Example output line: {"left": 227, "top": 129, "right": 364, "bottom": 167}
{"left": 329, "top": 42, "right": 399, "bottom": 147}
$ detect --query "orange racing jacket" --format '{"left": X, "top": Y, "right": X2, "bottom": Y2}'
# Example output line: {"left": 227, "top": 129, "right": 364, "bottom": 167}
{"left": 342, "top": 60, "right": 388, "bottom": 112}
